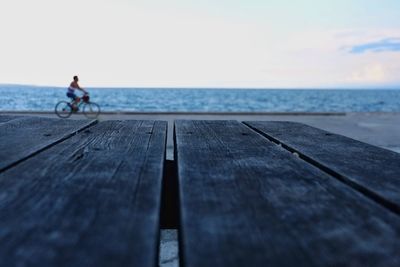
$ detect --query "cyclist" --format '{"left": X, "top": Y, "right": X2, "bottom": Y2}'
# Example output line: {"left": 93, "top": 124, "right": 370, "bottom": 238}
{"left": 67, "top": 76, "right": 88, "bottom": 111}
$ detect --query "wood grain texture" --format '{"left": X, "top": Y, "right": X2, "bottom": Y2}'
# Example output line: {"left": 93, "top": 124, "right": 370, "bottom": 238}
{"left": 0, "top": 120, "right": 167, "bottom": 267}
{"left": 0, "top": 116, "right": 96, "bottom": 172}
{"left": 0, "top": 115, "right": 20, "bottom": 123}
{"left": 175, "top": 120, "right": 400, "bottom": 267}
{"left": 245, "top": 121, "right": 400, "bottom": 214}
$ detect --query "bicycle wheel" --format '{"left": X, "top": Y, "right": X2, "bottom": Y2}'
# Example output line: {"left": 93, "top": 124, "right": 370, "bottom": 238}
{"left": 83, "top": 102, "right": 100, "bottom": 119}
{"left": 55, "top": 101, "right": 72, "bottom": 118}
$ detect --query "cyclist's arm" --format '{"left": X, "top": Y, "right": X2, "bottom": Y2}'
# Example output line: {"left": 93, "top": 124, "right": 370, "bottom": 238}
{"left": 76, "top": 84, "right": 88, "bottom": 94}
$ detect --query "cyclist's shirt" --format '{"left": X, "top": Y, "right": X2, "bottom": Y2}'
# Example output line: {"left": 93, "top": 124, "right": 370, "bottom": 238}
{"left": 68, "top": 86, "right": 78, "bottom": 93}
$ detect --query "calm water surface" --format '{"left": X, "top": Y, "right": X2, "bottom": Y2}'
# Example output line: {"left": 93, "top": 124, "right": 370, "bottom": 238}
{"left": 1, "top": 86, "right": 399, "bottom": 112}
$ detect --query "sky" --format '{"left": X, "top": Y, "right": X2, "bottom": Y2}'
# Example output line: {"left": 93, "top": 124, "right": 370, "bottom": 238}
{"left": 0, "top": 0, "right": 399, "bottom": 88}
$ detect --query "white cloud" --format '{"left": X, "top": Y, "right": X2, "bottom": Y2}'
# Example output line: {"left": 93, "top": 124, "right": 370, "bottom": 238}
{"left": 349, "top": 64, "right": 386, "bottom": 82}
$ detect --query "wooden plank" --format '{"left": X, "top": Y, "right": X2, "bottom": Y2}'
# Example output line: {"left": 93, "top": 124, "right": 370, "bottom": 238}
{"left": 0, "top": 120, "right": 167, "bottom": 267}
{"left": 0, "top": 115, "right": 20, "bottom": 123}
{"left": 0, "top": 116, "right": 96, "bottom": 172}
{"left": 175, "top": 120, "right": 400, "bottom": 267}
{"left": 245, "top": 121, "right": 400, "bottom": 214}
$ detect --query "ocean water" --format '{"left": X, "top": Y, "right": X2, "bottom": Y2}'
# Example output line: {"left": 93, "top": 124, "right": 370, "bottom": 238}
{"left": 0, "top": 85, "right": 400, "bottom": 112}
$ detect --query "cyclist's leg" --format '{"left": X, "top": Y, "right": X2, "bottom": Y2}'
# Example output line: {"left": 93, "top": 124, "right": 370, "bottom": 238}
{"left": 66, "top": 92, "right": 79, "bottom": 110}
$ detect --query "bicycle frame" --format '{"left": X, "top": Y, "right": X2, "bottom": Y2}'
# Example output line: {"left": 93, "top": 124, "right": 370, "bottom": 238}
{"left": 70, "top": 96, "right": 89, "bottom": 107}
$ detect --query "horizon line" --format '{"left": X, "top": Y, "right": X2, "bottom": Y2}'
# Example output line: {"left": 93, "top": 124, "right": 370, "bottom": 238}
{"left": 0, "top": 83, "right": 399, "bottom": 90}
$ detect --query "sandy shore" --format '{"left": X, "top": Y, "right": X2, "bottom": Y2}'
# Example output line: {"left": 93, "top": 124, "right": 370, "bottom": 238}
{"left": 3, "top": 111, "right": 400, "bottom": 155}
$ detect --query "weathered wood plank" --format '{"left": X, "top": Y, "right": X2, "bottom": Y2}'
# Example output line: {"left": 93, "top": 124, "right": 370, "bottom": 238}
{"left": 245, "top": 121, "right": 400, "bottom": 214}
{"left": 175, "top": 120, "right": 400, "bottom": 267}
{"left": 0, "top": 115, "right": 20, "bottom": 123}
{"left": 0, "top": 116, "right": 96, "bottom": 172}
{"left": 0, "top": 120, "right": 167, "bottom": 267}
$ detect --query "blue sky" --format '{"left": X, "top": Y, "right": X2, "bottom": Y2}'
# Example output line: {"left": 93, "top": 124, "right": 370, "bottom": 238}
{"left": 350, "top": 38, "right": 400, "bottom": 54}
{"left": 0, "top": 0, "right": 399, "bottom": 88}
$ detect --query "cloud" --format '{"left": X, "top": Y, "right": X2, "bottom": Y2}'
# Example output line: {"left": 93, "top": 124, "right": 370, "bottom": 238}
{"left": 349, "top": 64, "right": 386, "bottom": 83}
{"left": 350, "top": 38, "right": 400, "bottom": 54}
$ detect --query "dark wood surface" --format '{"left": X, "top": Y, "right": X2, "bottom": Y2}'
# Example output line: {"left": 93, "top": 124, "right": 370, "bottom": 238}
{"left": 2, "top": 116, "right": 400, "bottom": 267}
{"left": 245, "top": 121, "right": 400, "bottom": 214}
{"left": 0, "top": 115, "right": 19, "bottom": 123}
{"left": 0, "top": 119, "right": 167, "bottom": 267}
{"left": 0, "top": 116, "right": 96, "bottom": 172}
{"left": 175, "top": 120, "right": 400, "bottom": 267}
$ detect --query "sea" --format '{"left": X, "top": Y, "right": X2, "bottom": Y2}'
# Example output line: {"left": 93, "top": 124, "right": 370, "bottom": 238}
{"left": 1, "top": 85, "right": 400, "bottom": 112}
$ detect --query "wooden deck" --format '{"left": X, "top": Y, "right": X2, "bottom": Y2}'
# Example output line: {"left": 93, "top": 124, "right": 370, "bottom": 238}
{"left": 1, "top": 116, "right": 399, "bottom": 267}
{"left": 0, "top": 117, "right": 166, "bottom": 267}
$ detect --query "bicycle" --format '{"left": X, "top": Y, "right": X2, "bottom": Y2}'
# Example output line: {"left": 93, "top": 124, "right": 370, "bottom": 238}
{"left": 55, "top": 94, "right": 100, "bottom": 119}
